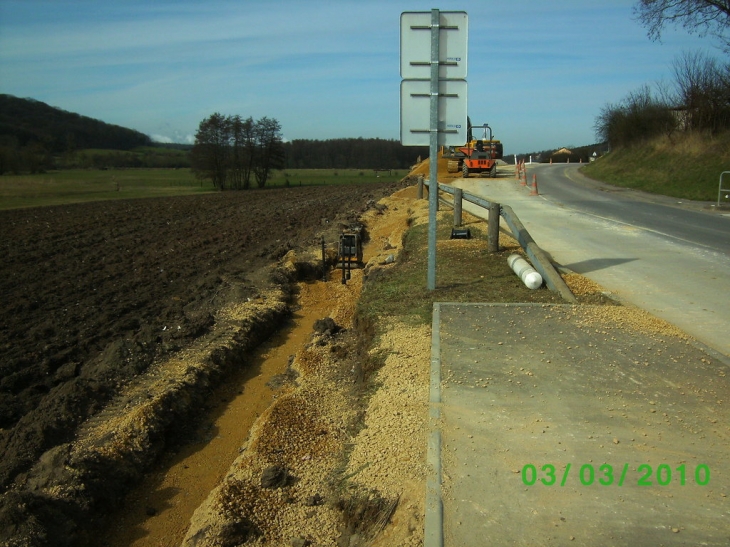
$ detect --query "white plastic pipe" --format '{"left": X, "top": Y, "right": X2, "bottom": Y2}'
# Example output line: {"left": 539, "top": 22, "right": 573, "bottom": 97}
{"left": 507, "top": 253, "right": 543, "bottom": 290}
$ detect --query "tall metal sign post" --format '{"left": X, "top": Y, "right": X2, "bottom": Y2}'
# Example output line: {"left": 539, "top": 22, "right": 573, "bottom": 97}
{"left": 400, "top": 9, "right": 467, "bottom": 290}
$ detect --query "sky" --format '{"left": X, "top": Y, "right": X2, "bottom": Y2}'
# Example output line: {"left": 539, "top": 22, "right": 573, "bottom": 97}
{"left": 0, "top": 0, "right": 719, "bottom": 154}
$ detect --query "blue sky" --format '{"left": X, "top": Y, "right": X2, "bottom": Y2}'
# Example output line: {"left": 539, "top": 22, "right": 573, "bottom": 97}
{"left": 0, "top": 0, "right": 716, "bottom": 154}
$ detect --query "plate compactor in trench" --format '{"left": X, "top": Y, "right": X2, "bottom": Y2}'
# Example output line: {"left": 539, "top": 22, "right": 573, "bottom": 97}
{"left": 444, "top": 119, "right": 504, "bottom": 178}
{"left": 338, "top": 228, "right": 363, "bottom": 284}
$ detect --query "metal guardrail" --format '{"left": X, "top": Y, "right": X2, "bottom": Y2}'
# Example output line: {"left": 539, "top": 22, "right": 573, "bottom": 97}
{"left": 718, "top": 172, "right": 730, "bottom": 208}
{"left": 421, "top": 176, "right": 577, "bottom": 303}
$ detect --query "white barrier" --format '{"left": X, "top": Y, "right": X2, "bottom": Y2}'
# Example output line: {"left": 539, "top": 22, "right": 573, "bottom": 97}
{"left": 507, "top": 254, "right": 543, "bottom": 290}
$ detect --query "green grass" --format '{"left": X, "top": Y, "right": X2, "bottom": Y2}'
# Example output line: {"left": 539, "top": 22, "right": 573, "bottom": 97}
{"left": 356, "top": 213, "right": 562, "bottom": 326}
{"left": 581, "top": 131, "right": 730, "bottom": 201}
{"left": 268, "top": 168, "right": 410, "bottom": 188}
{"left": 78, "top": 147, "right": 191, "bottom": 159}
{"left": 0, "top": 168, "right": 408, "bottom": 210}
{"left": 0, "top": 169, "right": 213, "bottom": 210}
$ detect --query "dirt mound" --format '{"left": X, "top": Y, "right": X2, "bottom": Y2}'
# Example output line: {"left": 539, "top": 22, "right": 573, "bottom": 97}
{"left": 407, "top": 151, "right": 462, "bottom": 182}
{"left": 0, "top": 179, "right": 406, "bottom": 547}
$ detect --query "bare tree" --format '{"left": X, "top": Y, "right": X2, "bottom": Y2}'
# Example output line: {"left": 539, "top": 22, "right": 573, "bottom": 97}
{"left": 191, "top": 113, "right": 284, "bottom": 190}
{"left": 252, "top": 117, "right": 285, "bottom": 188}
{"left": 671, "top": 50, "right": 730, "bottom": 133}
{"left": 229, "top": 115, "right": 255, "bottom": 190}
{"left": 634, "top": 0, "right": 730, "bottom": 52}
{"left": 594, "top": 85, "right": 676, "bottom": 147}
{"left": 191, "top": 112, "right": 230, "bottom": 189}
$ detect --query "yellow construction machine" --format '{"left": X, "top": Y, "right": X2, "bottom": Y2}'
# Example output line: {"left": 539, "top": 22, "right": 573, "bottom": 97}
{"left": 444, "top": 118, "right": 504, "bottom": 178}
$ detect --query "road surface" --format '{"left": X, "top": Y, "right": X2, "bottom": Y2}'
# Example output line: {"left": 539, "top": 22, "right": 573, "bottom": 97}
{"left": 454, "top": 164, "right": 730, "bottom": 358}
{"left": 537, "top": 164, "right": 730, "bottom": 255}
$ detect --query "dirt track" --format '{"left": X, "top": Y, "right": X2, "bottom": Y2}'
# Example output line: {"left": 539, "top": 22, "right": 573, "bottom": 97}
{"left": 0, "top": 180, "right": 407, "bottom": 545}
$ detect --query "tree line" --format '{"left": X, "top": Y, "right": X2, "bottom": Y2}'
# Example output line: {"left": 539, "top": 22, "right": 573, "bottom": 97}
{"left": 283, "top": 138, "right": 428, "bottom": 170}
{"left": 190, "top": 113, "right": 285, "bottom": 190}
{"left": 190, "top": 115, "right": 429, "bottom": 190}
{"left": 0, "top": 94, "right": 429, "bottom": 177}
{"left": 513, "top": 143, "right": 609, "bottom": 165}
{"left": 0, "top": 144, "right": 192, "bottom": 174}
{"left": 595, "top": 51, "right": 730, "bottom": 148}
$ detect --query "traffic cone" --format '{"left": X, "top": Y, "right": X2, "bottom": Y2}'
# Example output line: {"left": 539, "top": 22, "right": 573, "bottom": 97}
{"left": 529, "top": 174, "right": 539, "bottom": 196}
{"left": 520, "top": 162, "right": 527, "bottom": 186}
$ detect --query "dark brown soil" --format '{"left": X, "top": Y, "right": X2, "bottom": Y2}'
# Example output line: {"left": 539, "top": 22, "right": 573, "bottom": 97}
{"left": 0, "top": 180, "right": 405, "bottom": 545}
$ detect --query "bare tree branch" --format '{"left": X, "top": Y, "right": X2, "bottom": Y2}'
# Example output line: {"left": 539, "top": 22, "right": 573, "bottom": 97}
{"left": 634, "top": 0, "right": 730, "bottom": 52}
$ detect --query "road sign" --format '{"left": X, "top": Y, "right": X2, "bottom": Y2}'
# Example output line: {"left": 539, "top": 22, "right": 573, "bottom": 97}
{"left": 400, "top": 79, "right": 467, "bottom": 146}
{"left": 400, "top": 11, "right": 468, "bottom": 80}
{"left": 400, "top": 9, "right": 468, "bottom": 291}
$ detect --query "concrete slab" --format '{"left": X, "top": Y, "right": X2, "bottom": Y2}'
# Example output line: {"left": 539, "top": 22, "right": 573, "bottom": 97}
{"left": 428, "top": 303, "right": 730, "bottom": 547}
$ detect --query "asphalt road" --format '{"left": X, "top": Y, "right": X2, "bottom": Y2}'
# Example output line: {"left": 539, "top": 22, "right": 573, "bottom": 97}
{"left": 453, "top": 165, "right": 730, "bottom": 358}
{"left": 536, "top": 164, "right": 730, "bottom": 255}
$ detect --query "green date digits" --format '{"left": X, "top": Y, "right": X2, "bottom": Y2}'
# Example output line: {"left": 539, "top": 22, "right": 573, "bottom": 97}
{"left": 521, "top": 463, "right": 710, "bottom": 486}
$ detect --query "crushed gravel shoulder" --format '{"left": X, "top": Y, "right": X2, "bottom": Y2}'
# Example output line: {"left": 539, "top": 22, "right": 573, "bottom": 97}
{"left": 182, "top": 191, "right": 427, "bottom": 547}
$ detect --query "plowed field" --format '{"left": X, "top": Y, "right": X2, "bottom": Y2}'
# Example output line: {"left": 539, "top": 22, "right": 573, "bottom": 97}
{"left": 0, "top": 180, "right": 405, "bottom": 539}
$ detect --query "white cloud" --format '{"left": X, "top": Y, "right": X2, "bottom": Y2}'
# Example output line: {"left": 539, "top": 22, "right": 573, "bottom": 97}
{"left": 150, "top": 134, "right": 174, "bottom": 144}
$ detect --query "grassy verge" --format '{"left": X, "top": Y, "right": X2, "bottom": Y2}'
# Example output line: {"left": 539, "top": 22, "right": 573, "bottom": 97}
{"left": 0, "top": 168, "right": 408, "bottom": 210}
{"left": 581, "top": 131, "right": 730, "bottom": 201}
{"left": 269, "top": 168, "right": 410, "bottom": 188}
{"left": 356, "top": 211, "right": 564, "bottom": 327}
{"left": 0, "top": 169, "right": 213, "bottom": 210}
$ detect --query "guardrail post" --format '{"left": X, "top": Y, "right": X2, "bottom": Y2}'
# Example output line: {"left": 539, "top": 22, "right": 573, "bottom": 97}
{"left": 488, "top": 201, "right": 500, "bottom": 253}
{"left": 718, "top": 171, "right": 730, "bottom": 208}
{"left": 453, "top": 187, "right": 463, "bottom": 227}
{"left": 418, "top": 176, "right": 424, "bottom": 199}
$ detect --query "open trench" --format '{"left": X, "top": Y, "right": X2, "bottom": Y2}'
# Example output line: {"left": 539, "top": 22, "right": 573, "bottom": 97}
{"left": 74, "top": 188, "right": 415, "bottom": 547}
{"left": 98, "top": 281, "right": 339, "bottom": 547}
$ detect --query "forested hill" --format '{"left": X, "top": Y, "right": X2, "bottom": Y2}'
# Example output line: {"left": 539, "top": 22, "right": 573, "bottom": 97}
{"left": 0, "top": 94, "right": 151, "bottom": 152}
{"left": 0, "top": 95, "right": 428, "bottom": 171}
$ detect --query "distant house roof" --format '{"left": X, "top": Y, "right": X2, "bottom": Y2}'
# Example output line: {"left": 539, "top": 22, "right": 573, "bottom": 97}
{"left": 553, "top": 147, "right": 573, "bottom": 155}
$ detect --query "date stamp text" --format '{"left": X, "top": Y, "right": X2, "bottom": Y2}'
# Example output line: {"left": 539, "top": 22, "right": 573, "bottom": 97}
{"left": 521, "top": 463, "right": 710, "bottom": 487}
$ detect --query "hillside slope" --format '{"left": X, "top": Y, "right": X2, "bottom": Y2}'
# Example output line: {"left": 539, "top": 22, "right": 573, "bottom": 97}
{"left": 581, "top": 131, "right": 730, "bottom": 202}
{"left": 0, "top": 94, "right": 151, "bottom": 152}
